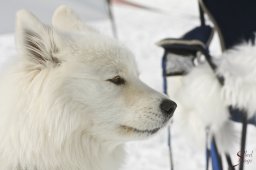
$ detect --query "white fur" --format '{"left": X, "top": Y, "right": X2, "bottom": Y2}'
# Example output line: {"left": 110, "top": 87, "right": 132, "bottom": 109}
{"left": 174, "top": 42, "right": 256, "bottom": 148}
{"left": 217, "top": 43, "right": 256, "bottom": 118}
{"left": 174, "top": 64, "right": 229, "bottom": 146}
{"left": 0, "top": 6, "right": 175, "bottom": 170}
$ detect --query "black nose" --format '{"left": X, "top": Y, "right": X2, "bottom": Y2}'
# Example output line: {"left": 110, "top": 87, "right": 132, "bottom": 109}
{"left": 160, "top": 99, "right": 177, "bottom": 118}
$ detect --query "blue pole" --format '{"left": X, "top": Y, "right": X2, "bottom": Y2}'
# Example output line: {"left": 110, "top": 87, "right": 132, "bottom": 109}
{"left": 210, "top": 136, "right": 223, "bottom": 170}
{"left": 162, "top": 53, "right": 174, "bottom": 170}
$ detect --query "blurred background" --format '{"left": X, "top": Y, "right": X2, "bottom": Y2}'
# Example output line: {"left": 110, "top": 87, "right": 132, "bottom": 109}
{"left": 0, "top": 0, "right": 255, "bottom": 170}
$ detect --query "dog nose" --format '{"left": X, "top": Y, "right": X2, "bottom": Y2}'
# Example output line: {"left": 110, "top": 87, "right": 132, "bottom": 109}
{"left": 160, "top": 99, "right": 177, "bottom": 118}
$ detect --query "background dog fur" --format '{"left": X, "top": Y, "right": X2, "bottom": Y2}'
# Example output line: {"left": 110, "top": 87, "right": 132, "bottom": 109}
{"left": 173, "top": 43, "right": 256, "bottom": 152}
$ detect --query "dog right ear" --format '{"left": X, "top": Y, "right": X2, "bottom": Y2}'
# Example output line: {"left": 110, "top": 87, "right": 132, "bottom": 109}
{"left": 52, "top": 5, "right": 98, "bottom": 34}
{"left": 16, "top": 10, "right": 61, "bottom": 67}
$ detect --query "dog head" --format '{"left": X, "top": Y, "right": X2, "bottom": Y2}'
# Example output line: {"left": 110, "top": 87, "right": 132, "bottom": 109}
{"left": 15, "top": 6, "right": 176, "bottom": 142}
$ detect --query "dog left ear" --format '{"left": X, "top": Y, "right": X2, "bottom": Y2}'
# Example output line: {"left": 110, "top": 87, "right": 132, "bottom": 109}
{"left": 16, "top": 10, "right": 60, "bottom": 67}
{"left": 52, "top": 5, "right": 98, "bottom": 34}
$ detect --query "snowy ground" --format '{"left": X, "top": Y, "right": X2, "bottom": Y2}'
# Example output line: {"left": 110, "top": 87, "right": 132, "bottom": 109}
{"left": 0, "top": 0, "right": 255, "bottom": 170}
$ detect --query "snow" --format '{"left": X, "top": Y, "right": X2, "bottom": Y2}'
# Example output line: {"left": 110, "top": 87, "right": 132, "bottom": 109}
{"left": 0, "top": 0, "right": 255, "bottom": 170}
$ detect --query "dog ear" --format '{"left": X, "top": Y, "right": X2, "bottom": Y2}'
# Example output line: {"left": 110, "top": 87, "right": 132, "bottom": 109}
{"left": 52, "top": 5, "right": 98, "bottom": 34}
{"left": 16, "top": 10, "right": 60, "bottom": 67}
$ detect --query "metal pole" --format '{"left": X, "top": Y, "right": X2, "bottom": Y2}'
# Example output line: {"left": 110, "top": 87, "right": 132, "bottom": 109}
{"left": 162, "top": 53, "right": 174, "bottom": 170}
{"left": 106, "top": 0, "right": 118, "bottom": 39}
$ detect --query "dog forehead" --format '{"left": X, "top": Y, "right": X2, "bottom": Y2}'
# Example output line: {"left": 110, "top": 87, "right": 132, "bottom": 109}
{"left": 86, "top": 49, "right": 138, "bottom": 76}
{"left": 76, "top": 35, "right": 137, "bottom": 70}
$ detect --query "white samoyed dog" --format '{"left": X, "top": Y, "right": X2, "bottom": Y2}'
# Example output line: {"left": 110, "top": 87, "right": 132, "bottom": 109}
{"left": 0, "top": 5, "right": 177, "bottom": 170}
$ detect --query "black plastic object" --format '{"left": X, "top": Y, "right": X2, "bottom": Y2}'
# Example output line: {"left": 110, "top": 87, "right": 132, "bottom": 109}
{"left": 157, "top": 26, "right": 213, "bottom": 76}
{"left": 200, "top": 0, "right": 256, "bottom": 50}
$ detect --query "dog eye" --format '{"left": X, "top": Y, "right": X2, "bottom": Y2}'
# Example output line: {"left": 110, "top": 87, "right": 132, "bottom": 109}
{"left": 107, "top": 76, "right": 125, "bottom": 85}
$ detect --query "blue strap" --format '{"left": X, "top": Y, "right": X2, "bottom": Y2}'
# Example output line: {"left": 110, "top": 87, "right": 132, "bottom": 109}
{"left": 162, "top": 53, "right": 168, "bottom": 95}
{"left": 210, "top": 137, "right": 223, "bottom": 170}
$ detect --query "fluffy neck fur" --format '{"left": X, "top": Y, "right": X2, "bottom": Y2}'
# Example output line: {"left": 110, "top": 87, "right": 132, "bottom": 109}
{"left": 0, "top": 63, "right": 124, "bottom": 170}
{"left": 0, "top": 131, "right": 124, "bottom": 170}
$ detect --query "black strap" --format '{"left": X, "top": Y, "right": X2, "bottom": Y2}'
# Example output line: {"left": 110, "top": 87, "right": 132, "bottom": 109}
{"left": 206, "top": 128, "right": 210, "bottom": 170}
{"left": 239, "top": 113, "right": 248, "bottom": 170}
{"left": 199, "top": 2, "right": 206, "bottom": 26}
{"left": 225, "top": 153, "right": 235, "bottom": 170}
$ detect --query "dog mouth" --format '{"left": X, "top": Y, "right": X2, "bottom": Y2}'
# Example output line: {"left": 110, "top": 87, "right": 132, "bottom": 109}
{"left": 120, "top": 125, "right": 161, "bottom": 135}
